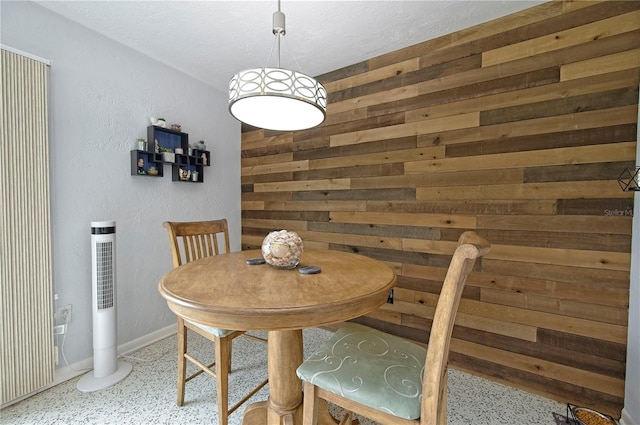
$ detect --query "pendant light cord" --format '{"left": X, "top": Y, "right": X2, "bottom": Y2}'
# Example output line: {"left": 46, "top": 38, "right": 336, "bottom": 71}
{"left": 276, "top": 0, "right": 282, "bottom": 68}
{"left": 265, "top": 0, "right": 303, "bottom": 72}
{"left": 277, "top": 22, "right": 281, "bottom": 68}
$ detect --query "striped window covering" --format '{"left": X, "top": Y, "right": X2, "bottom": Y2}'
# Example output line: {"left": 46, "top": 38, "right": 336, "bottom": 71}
{"left": 1, "top": 48, "right": 54, "bottom": 405}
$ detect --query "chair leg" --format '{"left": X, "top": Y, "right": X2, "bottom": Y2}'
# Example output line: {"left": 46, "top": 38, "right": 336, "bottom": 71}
{"left": 216, "top": 336, "right": 230, "bottom": 425}
{"left": 302, "top": 381, "right": 319, "bottom": 425}
{"left": 176, "top": 318, "right": 187, "bottom": 406}
{"left": 437, "top": 375, "right": 448, "bottom": 425}
{"left": 338, "top": 413, "right": 355, "bottom": 425}
{"left": 227, "top": 338, "right": 233, "bottom": 374}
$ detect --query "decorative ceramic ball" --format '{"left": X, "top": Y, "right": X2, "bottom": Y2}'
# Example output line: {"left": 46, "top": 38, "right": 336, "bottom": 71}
{"left": 261, "top": 230, "right": 304, "bottom": 269}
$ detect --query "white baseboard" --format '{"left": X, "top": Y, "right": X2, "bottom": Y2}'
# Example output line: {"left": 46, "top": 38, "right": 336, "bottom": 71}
{"left": 56, "top": 323, "right": 176, "bottom": 384}
{"left": 621, "top": 408, "right": 638, "bottom": 425}
{"left": 117, "top": 324, "right": 177, "bottom": 358}
{"left": 1, "top": 324, "right": 176, "bottom": 409}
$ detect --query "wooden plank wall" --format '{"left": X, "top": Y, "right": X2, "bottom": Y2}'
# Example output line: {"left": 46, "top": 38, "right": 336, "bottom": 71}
{"left": 240, "top": 0, "right": 638, "bottom": 417}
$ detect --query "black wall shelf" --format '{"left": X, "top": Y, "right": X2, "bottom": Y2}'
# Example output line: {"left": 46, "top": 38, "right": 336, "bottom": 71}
{"left": 130, "top": 126, "right": 210, "bottom": 183}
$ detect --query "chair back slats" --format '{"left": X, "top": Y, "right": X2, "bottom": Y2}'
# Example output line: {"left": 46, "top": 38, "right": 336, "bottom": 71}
{"left": 420, "top": 231, "right": 491, "bottom": 425}
{"left": 163, "top": 219, "right": 231, "bottom": 267}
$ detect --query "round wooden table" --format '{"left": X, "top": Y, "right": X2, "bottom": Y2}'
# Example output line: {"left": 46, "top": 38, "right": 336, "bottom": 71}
{"left": 158, "top": 248, "right": 396, "bottom": 425}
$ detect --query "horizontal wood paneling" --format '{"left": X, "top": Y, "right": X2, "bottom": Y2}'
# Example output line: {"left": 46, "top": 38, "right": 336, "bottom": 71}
{"left": 482, "top": 10, "right": 640, "bottom": 67}
{"left": 241, "top": 0, "right": 638, "bottom": 417}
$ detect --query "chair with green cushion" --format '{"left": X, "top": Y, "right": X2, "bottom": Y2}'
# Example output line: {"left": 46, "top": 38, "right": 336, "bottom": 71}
{"left": 296, "top": 231, "right": 491, "bottom": 425}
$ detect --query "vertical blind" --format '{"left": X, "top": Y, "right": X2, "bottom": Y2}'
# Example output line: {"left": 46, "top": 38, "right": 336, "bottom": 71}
{"left": 1, "top": 48, "right": 54, "bottom": 405}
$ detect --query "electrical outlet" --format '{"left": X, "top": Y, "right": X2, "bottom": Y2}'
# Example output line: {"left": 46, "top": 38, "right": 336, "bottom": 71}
{"left": 387, "top": 289, "right": 394, "bottom": 304}
{"left": 56, "top": 304, "right": 72, "bottom": 325}
{"left": 53, "top": 324, "right": 66, "bottom": 335}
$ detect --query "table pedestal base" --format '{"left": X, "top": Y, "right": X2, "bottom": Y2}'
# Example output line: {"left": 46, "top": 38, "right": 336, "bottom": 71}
{"left": 240, "top": 330, "right": 339, "bottom": 425}
{"left": 242, "top": 399, "right": 339, "bottom": 425}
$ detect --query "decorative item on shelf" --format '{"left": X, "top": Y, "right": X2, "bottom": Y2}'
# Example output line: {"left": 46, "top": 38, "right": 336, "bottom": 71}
{"left": 170, "top": 123, "right": 181, "bottom": 132}
{"left": 150, "top": 117, "right": 167, "bottom": 128}
{"left": 228, "top": 0, "right": 327, "bottom": 131}
{"left": 136, "top": 138, "right": 147, "bottom": 151}
{"left": 261, "top": 230, "right": 303, "bottom": 269}
{"left": 147, "top": 167, "right": 159, "bottom": 176}
{"left": 188, "top": 144, "right": 193, "bottom": 156}
{"left": 192, "top": 170, "right": 199, "bottom": 182}
{"left": 175, "top": 148, "right": 184, "bottom": 155}
{"left": 158, "top": 146, "right": 175, "bottom": 163}
{"left": 197, "top": 140, "right": 206, "bottom": 150}
{"left": 178, "top": 169, "right": 191, "bottom": 181}
{"left": 617, "top": 166, "right": 640, "bottom": 191}
{"left": 137, "top": 157, "right": 145, "bottom": 174}
{"left": 202, "top": 152, "right": 207, "bottom": 166}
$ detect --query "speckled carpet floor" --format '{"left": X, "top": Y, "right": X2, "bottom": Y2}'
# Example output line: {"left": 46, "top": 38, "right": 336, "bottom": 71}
{"left": 1, "top": 327, "right": 565, "bottom": 424}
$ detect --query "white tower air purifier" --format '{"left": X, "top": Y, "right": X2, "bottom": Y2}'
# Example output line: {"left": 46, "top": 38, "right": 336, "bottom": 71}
{"left": 77, "top": 221, "right": 132, "bottom": 392}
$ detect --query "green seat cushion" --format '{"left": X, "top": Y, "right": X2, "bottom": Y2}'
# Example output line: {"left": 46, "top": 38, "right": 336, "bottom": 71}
{"left": 186, "top": 319, "right": 236, "bottom": 338}
{"left": 296, "top": 322, "right": 426, "bottom": 420}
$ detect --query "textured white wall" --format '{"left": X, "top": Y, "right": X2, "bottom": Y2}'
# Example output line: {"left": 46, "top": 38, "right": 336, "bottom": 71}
{"left": 621, "top": 93, "right": 639, "bottom": 425}
{"left": 1, "top": 1, "right": 241, "bottom": 366}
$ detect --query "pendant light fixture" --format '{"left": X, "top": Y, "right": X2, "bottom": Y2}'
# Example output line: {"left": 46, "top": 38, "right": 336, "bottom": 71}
{"left": 228, "top": 1, "right": 327, "bottom": 131}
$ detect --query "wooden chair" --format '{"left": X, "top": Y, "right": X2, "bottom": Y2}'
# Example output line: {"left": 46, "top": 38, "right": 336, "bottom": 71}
{"left": 163, "top": 219, "right": 268, "bottom": 425}
{"left": 296, "top": 231, "right": 491, "bottom": 425}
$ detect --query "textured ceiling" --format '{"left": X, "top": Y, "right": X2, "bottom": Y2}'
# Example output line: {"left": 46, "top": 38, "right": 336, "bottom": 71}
{"left": 35, "top": 1, "right": 546, "bottom": 95}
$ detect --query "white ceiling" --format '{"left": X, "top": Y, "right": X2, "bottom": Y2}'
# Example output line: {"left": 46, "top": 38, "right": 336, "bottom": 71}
{"left": 35, "top": 0, "right": 546, "bottom": 95}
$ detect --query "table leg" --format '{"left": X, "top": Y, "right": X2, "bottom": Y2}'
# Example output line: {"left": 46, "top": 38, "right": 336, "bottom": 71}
{"left": 269, "top": 330, "right": 303, "bottom": 415}
{"left": 242, "top": 330, "right": 303, "bottom": 425}
{"left": 241, "top": 329, "right": 339, "bottom": 425}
